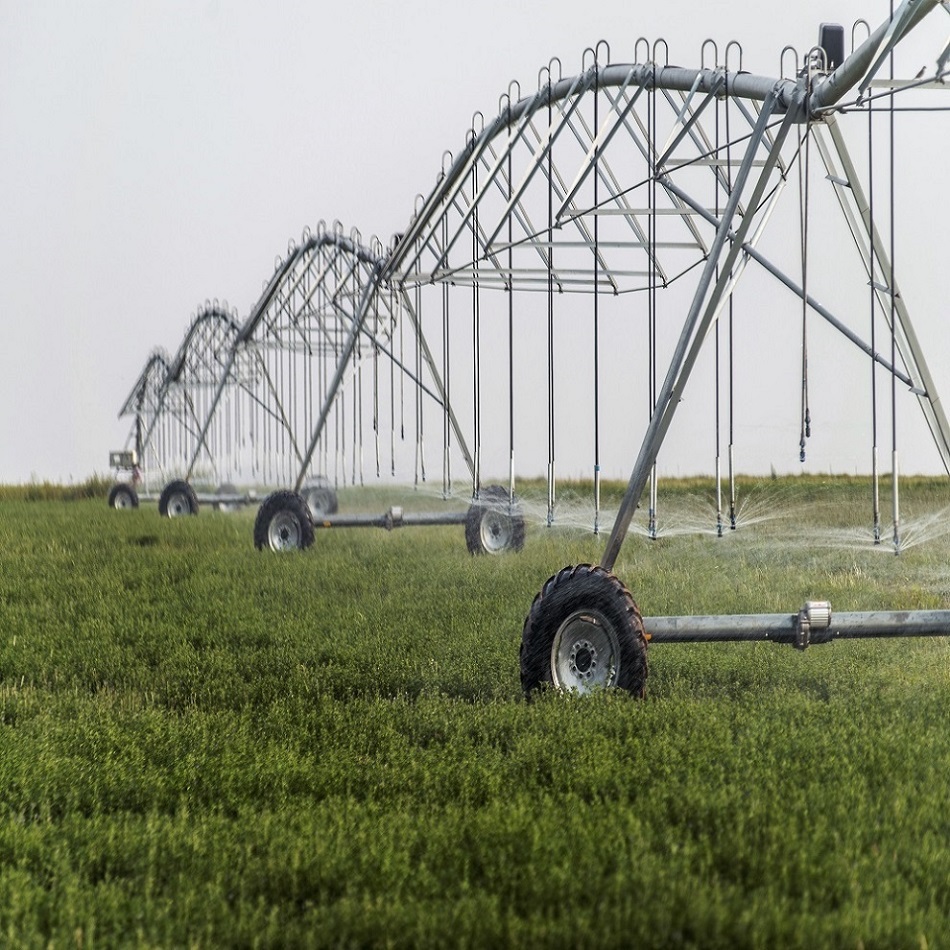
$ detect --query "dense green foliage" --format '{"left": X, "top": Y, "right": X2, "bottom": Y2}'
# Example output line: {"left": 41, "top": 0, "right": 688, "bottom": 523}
{"left": 0, "top": 476, "right": 112, "bottom": 504}
{"left": 1, "top": 477, "right": 949, "bottom": 947}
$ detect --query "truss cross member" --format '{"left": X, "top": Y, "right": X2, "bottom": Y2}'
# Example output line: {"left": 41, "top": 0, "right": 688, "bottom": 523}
{"left": 293, "top": 271, "right": 383, "bottom": 491}
{"left": 815, "top": 115, "right": 950, "bottom": 475}
{"left": 601, "top": 84, "right": 799, "bottom": 572}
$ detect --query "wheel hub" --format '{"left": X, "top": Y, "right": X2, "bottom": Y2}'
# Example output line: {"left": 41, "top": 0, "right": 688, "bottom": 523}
{"left": 268, "top": 511, "right": 301, "bottom": 551}
{"left": 551, "top": 609, "right": 620, "bottom": 692}
{"left": 571, "top": 641, "right": 596, "bottom": 677}
{"left": 168, "top": 493, "right": 189, "bottom": 517}
{"left": 481, "top": 510, "right": 512, "bottom": 552}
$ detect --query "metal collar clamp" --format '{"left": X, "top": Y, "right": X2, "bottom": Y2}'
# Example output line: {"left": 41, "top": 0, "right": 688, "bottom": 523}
{"left": 795, "top": 600, "right": 833, "bottom": 650}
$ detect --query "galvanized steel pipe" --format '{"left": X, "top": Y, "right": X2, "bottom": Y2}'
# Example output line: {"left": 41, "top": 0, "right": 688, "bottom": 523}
{"left": 645, "top": 605, "right": 950, "bottom": 647}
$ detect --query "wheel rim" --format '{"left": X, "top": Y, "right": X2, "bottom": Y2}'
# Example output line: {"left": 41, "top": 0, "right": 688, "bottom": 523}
{"left": 268, "top": 510, "right": 302, "bottom": 551}
{"left": 113, "top": 491, "right": 132, "bottom": 510}
{"left": 550, "top": 609, "right": 620, "bottom": 692}
{"left": 480, "top": 508, "right": 513, "bottom": 553}
{"left": 305, "top": 490, "right": 326, "bottom": 516}
{"left": 166, "top": 492, "right": 192, "bottom": 517}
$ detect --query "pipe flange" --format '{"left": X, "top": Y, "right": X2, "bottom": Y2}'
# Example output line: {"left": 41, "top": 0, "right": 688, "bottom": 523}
{"left": 796, "top": 600, "right": 832, "bottom": 650}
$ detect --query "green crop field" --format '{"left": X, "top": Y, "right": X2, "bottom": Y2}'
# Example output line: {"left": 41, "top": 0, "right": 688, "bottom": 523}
{"left": 2, "top": 476, "right": 950, "bottom": 948}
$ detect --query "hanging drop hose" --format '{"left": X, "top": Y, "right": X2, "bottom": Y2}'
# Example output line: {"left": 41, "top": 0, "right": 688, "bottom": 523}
{"left": 546, "top": 86, "right": 556, "bottom": 527}
{"left": 472, "top": 155, "right": 482, "bottom": 499}
{"left": 414, "top": 283, "right": 426, "bottom": 486}
{"left": 389, "top": 310, "right": 395, "bottom": 478}
{"left": 357, "top": 348, "right": 364, "bottom": 486}
{"left": 593, "top": 61, "right": 601, "bottom": 535}
{"left": 355, "top": 348, "right": 362, "bottom": 486}
{"left": 798, "top": 119, "right": 812, "bottom": 464}
{"left": 443, "top": 264, "right": 451, "bottom": 499}
{"left": 398, "top": 290, "right": 405, "bottom": 445}
{"left": 888, "top": 23, "right": 900, "bottom": 555}
{"left": 507, "top": 109, "right": 516, "bottom": 502}
{"left": 868, "top": 96, "right": 881, "bottom": 544}
{"left": 373, "top": 302, "right": 380, "bottom": 477}
{"left": 726, "top": 81, "right": 737, "bottom": 530}
{"left": 714, "top": 87, "right": 723, "bottom": 538}
{"left": 648, "top": 71, "right": 658, "bottom": 541}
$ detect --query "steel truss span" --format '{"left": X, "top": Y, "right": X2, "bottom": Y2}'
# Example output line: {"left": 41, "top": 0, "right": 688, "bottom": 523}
{"left": 118, "top": 302, "right": 241, "bottom": 495}
{"left": 119, "top": 1, "right": 950, "bottom": 555}
{"left": 120, "top": 223, "right": 458, "bottom": 495}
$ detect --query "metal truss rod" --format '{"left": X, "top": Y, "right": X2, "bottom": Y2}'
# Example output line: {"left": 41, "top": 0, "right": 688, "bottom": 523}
{"left": 131, "top": 308, "right": 240, "bottom": 471}
{"left": 654, "top": 72, "right": 725, "bottom": 169}
{"left": 256, "top": 360, "right": 304, "bottom": 466}
{"left": 355, "top": 324, "right": 444, "bottom": 409}
{"left": 238, "top": 245, "right": 307, "bottom": 344}
{"left": 555, "top": 68, "right": 648, "bottom": 218}
{"left": 552, "top": 76, "right": 669, "bottom": 284}
{"left": 395, "top": 286, "right": 476, "bottom": 482}
{"left": 479, "top": 132, "right": 562, "bottom": 279}
{"left": 293, "top": 266, "right": 385, "bottom": 491}
{"left": 185, "top": 346, "right": 240, "bottom": 481}
{"left": 396, "top": 82, "right": 557, "bottom": 283}
{"left": 118, "top": 351, "right": 171, "bottom": 418}
{"left": 819, "top": 114, "right": 950, "bottom": 474}
{"left": 601, "top": 85, "right": 796, "bottom": 572}
{"left": 462, "top": 73, "right": 592, "bottom": 268}
{"left": 231, "top": 356, "right": 301, "bottom": 429}
{"left": 663, "top": 178, "right": 915, "bottom": 389}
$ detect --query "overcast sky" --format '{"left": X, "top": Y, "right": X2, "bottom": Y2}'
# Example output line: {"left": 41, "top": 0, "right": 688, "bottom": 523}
{"left": 1, "top": 0, "right": 948, "bottom": 485}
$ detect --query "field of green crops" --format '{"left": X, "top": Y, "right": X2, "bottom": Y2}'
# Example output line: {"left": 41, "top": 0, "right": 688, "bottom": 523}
{"left": 2, "top": 476, "right": 950, "bottom": 947}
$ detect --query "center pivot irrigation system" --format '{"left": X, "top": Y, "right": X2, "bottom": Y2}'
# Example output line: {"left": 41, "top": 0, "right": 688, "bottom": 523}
{"left": 113, "top": 1, "right": 950, "bottom": 693}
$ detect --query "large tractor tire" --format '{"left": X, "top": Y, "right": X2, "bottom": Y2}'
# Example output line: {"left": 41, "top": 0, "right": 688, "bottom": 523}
{"left": 158, "top": 480, "right": 199, "bottom": 518}
{"left": 465, "top": 485, "right": 525, "bottom": 555}
{"left": 254, "top": 491, "right": 315, "bottom": 552}
{"left": 520, "top": 564, "right": 648, "bottom": 697}
{"left": 108, "top": 482, "right": 139, "bottom": 510}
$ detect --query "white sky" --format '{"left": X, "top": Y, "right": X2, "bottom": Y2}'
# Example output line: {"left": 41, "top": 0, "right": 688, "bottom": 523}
{"left": 1, "top": 0, "right": 948, "bottom": 485}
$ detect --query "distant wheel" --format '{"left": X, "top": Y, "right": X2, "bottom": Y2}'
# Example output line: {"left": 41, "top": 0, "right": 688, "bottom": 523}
{"left": 520, "top": 564, "right": 648, "bottom": 697}
{"left": 158, "top": 479, "right": 199, "bottom": 518}
{"left": 465, "top": 485, "right": 525, "bottom": 555}
{"left": 254, "top": 491, "right": 314, "bottom": 552}
{"left": 108, "top": 483, "right": 139, "bottom": 510}
{"left": 303, "top": 483, "right": 338, "bottom": 517}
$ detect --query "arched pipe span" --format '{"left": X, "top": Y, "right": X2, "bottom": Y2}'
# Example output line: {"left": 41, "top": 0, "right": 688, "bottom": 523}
{"left": 167, "top": 305, "right": 241, "bottom": 383}
{"left": 118, "top": 349, "right": 171, "bottom": 419}
{"left": 122, "top": 306, "right": 242, "bottom": 478}
{"left": 383, "top": 0, "right": 942, "bottom": 285}
{"left": 237, "top": 230, "right": 389, "bottom": 346}
{"left": 184, "top": 228, "right": 395, "bottom": 483}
